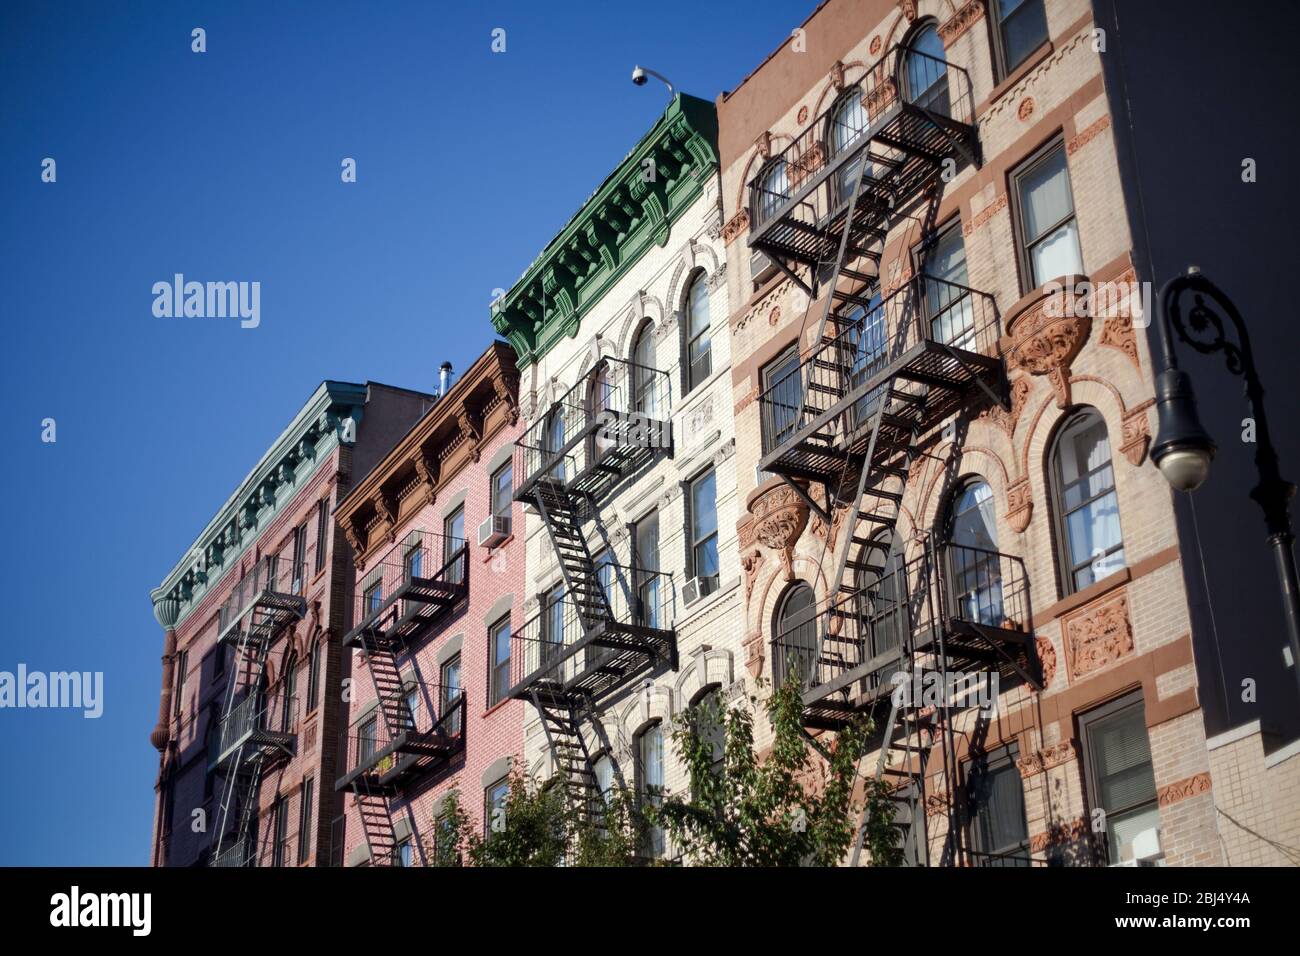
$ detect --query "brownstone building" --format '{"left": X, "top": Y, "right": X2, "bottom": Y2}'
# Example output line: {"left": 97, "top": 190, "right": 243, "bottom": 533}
{"left": 717, "top": 0, "right": 1298, "bottom": 865}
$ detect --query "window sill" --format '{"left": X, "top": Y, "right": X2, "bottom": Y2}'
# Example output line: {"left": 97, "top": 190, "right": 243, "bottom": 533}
{"left": 979, "top": 41, "right": 1054, "bottom": 117}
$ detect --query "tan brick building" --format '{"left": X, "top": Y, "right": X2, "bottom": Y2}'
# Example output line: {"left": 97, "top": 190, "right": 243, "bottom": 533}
{"left": 715, "top": 0, "right": 1297, "bottom": 866}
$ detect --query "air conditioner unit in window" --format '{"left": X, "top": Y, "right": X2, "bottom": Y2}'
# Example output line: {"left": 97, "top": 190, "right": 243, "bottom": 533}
{"left": 681, "top": 575, "right": 718, "bottom": 608}
{"left": 477, "top": 514, "right": 511, "bottom": 548}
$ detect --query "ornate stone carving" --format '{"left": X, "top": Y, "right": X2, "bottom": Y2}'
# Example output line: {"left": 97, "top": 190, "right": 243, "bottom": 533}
{"left": 938, "top": 0, "right": 986, "bottom": 45}
{"left": 742, "top": 549, "right": 763, "bottom": 601}
{"left": 755, "top": 130, "right": 772, "bottom": 160}
{"left": 1041, "top": 740, "right": 1077, "bottom": 770}
{"left": 1067, "top": 115, "right": 1112, "bottom": 155}
{"left": 1029, "top": 817, "right": 1088, "bottom": 854}
{"left": 866, "top": 76, "right": 897, "bottom": 122}
{"left": 1016, "top": 751, "right": 1044, "bottom": 778}
{"left": 1018, "top": 97, "right": 1035, "bottom": 121}
{"left": 869, "top": 36, "right": 882, "bottom": 56}
{"left": 925, "top": 790, "right": 949, "bottom": 817}
{"left": 1006, "top": 475, "right": 1034, "bottom": 534}
{"left": 1003, "top": 284, "right": 1092, "bottom": 408}
{"left": 796, "top": 105, "right": 809, "bottom": 124}
{"left": 1120, "top": 406, "right": 1151, "bottom": 466}
{"left": 899, "top": 0, "right": 918, "bottom": 22}
{"left": 747, "top": 481, "right": 811, "bottom": 582}
{"left": 1063, "top": 590, "right": 1134, "bottom": 682}
{"left": 962, "top": 192, "right": 1009, "bottom": 237}
{"left": 721, "top": 208, "right": 749, "bottom": 246}
{"left": 456, "top": 408, "right": 481, "bottom": 463}
{"left": 744, "top": 631, "right": 765, "bottom": 679}
{"left": 1035, "top": 635, "right": 1057, "bottom": 689}
{"left": 1158, "top": 772, "right": 1213, "bottom": 807}
{"left": 810, "top": 504, "right": 847, "bottom": 552}
{"left": 980, "top": 375, "right": 1031, "bottom": 440}
{"left": 1100, "top": 315, "right": 1140, "bottom": 370}
{"left": 788, "top": 141, "right": 825, "bottom": 189}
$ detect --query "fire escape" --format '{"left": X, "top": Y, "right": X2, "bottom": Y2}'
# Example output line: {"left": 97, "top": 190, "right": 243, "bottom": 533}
{"left": 211, "top": 555, "right": 306, "bottom": 867}
{"left": 508, "top": 356, "right": 678, "bottom": 820}
{"left": 335, "top": 530, "right": 469, "bottom": 865}
{"left": 752, "top": 43, "right": 1041, "bottom": 865}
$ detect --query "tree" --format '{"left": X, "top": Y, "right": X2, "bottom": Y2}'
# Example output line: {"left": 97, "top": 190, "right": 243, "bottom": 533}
{"left": 650, "top": 675, "right": 902, "bottom": 866}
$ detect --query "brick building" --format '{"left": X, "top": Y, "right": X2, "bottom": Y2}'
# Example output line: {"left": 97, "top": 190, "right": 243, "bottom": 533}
{"left": 330, "top": 343, "right": 524, "bottom": 865}
{"left": 149, "top": 380, "right": 435, "bottom": 866}
{"left": 715, "top": 0, "right": 1297, "bottom": 866}
{"left": 491, "top": 92, "right": 742, "bottom": 858}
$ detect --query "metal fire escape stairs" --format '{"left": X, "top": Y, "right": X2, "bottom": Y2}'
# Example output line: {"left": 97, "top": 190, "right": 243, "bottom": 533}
{"left": 212, "top": 564, "right": 306, "bottom": 865}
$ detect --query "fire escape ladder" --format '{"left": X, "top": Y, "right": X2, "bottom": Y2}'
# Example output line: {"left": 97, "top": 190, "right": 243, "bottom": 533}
{"left": 212, "top": 623, "right": 272, "bottom": 861}
{"left": 358, "top": 629, "right": 413, "bottom": 740}
{"left": 533, "top": 481, "right": 613, "bottom": 640}
{"left": 352, "top": 776, "right": 398, "bottom": 866}
{"left": 531, "top": 690, "right": 599, "bottom": 824}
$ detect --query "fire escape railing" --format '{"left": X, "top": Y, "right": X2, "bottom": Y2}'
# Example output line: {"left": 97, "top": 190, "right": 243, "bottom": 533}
{"left": 211, "top": 692, "right": 299, "bottom": 768}
{"left": 217, "top": 554, "right": 307, "bottom": 641}
{"left": 504, "top": 564, "right": 676, "bottom": 704}
{"left": 772, "top": 544, "right": 1033, "bottom": 711}
{"left": 514, "top": 356, "right": 673, "bottom": 507}
{"left": 758, "top": 275, "right": 1000, "bottom": 465}
{"left": 344, "top": 530, "right": 469, "bottom": 647}
{"left": 339, "top": 681, "right": 466, "bottom": 785}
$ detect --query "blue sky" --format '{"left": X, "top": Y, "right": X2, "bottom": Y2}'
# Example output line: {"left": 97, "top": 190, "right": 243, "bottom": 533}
{"left": 0, "top": 0, "right": 812, "bottom": 865}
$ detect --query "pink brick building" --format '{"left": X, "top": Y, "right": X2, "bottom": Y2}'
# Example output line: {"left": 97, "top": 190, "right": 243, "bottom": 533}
{"left": 332, "top": 342, "right": 524, "bottom": 865}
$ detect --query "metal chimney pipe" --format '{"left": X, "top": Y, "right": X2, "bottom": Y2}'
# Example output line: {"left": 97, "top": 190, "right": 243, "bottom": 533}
{"left": 439, "top": 362, "right": 453, "bottom": 397}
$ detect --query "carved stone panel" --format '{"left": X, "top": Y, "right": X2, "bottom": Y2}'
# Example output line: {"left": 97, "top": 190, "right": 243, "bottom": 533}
{"left": 1063, "top": 590, "right": 1134, "bottom": 682}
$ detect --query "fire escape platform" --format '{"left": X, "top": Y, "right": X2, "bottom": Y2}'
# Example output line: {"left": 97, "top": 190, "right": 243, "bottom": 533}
{"left": 334, "top": 696, "right": 466, "bottom": 794}
{"left": 506, "top": 620, "right": 677, "bottom": 708}
{"left": 213, "top": 725, "right": 297, "bottom": 769}
{"left": 342, "top": 573, "right": 465, "bottom": 650}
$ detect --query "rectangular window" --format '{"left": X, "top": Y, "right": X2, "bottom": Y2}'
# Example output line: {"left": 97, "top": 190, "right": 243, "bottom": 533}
{"left": 1080, "top": 693, "right": 1160, "bottom": 865}
{"left": 966, "top": 747, "right": 1030, "bottom": 866}
{"left": 173, "top": 650, "right": 187, "bottom": 717}
{"left": 690, "top": 469, "right": 719, "bottom": 597}
{"left": 918, "top": 223, "right": 975, "bottom": 349}
{"left": 306, "top": 639, "right": 321, "bottom": 712}
{"left": 634, "top": 511, "right": 661, "bottom": 630}
{"left": 639, "top": 724, "right": 666, "bottom": 859}
{"left": 488, "top": 615, "right": 511, "bottom": 707}
{"left": 314, "top": 499, "right": 329, "bottom": 573}
{"left": 685, "top": 276, "right": 712, "bottom": 392}
{"left": 272, "top": 798, "right": 290, "bottom": 867}
{"left": 991, "top": 0, "right": 1049, "bottom": 80}
{"left": 291, "top": 523, "right": 307, "bottom": 594}
{"left": 441, "top": 654, "right": 462, "bottom": 736}
{"left": 404, "top": 540, "right": 423, "bottom": 582}
{"left": 1012, "top": 139, "right": 1082, "bottom": 291}
{"left": 541, "top": 583, "right": 566, "bottom": 670}
{"left": 491, "top": 463, "right": 513, "bottom": 519}
{"left": 297, "top": 777, "right": 314, "bottom": 865}
{"left": 358, "top": 715, "right": 378, "bottom": 765}
{"left": 485, "top": 777, "right": 510, "bottom": 836}
{"left": 761, "top": 347, "right": 803, "bottom": 454}
{"left": 210, "top": 642, "right": 225, "bottom": 679}
{"left": 445, "top": 507, "right": 465, "bottom": 585}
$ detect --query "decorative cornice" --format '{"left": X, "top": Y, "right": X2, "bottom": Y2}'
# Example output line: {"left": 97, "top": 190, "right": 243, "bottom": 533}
{"left": 490, "top": 94, "right": 719, "bottom": 368}
{"left": 939, "top": 0, "right": 985, "bottom": 46}
{"left": 151, "top": 381, "right": 369, "bottom": 630}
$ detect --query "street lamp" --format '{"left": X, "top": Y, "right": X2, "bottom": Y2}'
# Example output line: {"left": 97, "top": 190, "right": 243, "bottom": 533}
{"left": 631, "top": 65, "right": 675, "bottom": 102}
{"left": 1154, "top": 266, "right": 1300, "bottom": 699}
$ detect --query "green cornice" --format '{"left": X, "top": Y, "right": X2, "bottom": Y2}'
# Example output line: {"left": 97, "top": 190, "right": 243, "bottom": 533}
{"left": 150, "top": 381, "right": 369, "bottom": 630}
{"left": 490, "top": 93, "right": 719, "bottom": 367}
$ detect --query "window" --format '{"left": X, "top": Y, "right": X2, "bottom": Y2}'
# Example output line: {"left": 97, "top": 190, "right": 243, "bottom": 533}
{"left": 488, "top": 615, "right": 511, "bottom": 706}
{"left": 1051, "top": 409, "right": 1124, "bottom": 592}
{"left": 1012, "top": 139, "right": 1082, "bottom": 290}
{"left": 592, "top": 754, "right": 615, "bottom": 830}
{"left": 485, "top": 777, "right": 510, "bottom": 836}
{"left": 904, "top": 24, "right": 950, "bottom": 116}
{"left": 1080, "top": 693, "right": 1159, "bottom": 864}
{"left": 491, "top": 462, "right": 513, "bottom": 519}
{"left": 684, "top": 272, "right": 712, "bottom": 393}
{"left": 689, "top": 469, "right": 719, "bottom": 596}
{"left": 441, "top": 654, "right": 462, "bottom": 736}
{"left": 434, "top": 810, "right": 461, "bottom": 866}
{"left": 691, "top": 688, "right": 725, "bottom": 788}
{"left": 966, "top": 747, "right": 1030, "bottom": 866}
{"left": 634, "top": 511, "right": 661, "bottom": 629}
{"left": 404, "top": 540, "right": 424, "bottom": 582}
{"left": 173, "top": 650, "right": 187, "bottom": 717}
{"left": 281, "top": 654, "right": 297, "bottom": 733}
{"left": 638, "top": 723, "right": 666, "bottom": 858}
{"left": 587, "top": 551, "right": 616, "bottom": 668}
{"left": 358, "top": 715, "right": 378, "bottom": 765}
{"left": 363, "top": 581, "right": 383, "bottom": 619}
{"left": 393, "top": 838, "right": 413, "bottom": 867}
{"left": 402, "top": 682, "right": 420, "bottom": 730}
{"left": 444, "top": 507, "right": 465, "bottom": 585}
{"left": 210, "top": 642, "right": 226, "bottom": 680}
{"left": 859, "top": 533, "right": 906, "bottom": 684}
{"left": 272, "top": 797, "right": 290, "bottom": 867}
{"left": 990, "top": 0, "right": 1049, "bottom": 80}
{"left": 753, "top": 160, "right": 789, "bottom": 226}
{"left": 843, "top": 295, "right": 886, "bottom": 430}
{"left": 297, "top": 777, "right": 314, "bottom": 865}
{"left": 773, "top": 583, "right": 817, "bottom": 690}
{"left": 632, "top": 322, "right": 658, "bottom": 417}
{"left": 291, "top": 523, "right": 307, "bottom": 594}
{"left": 828, "top": 90, "right": 870, "bottom": 208}
{"left": 945, "top": 479, "right": 1004, "bottom": 626}
{"left": 919, "top": 223, "right": 975, "bottom": 348}
{"left": 544, "top": 408, "right": 568, "bottom": 482}
{"left": 314, "top": 499, "right": 329, "bottom": 573}
{"left": 306, "top": 639, "right": 321, "bottom": 712}
{"left": 761, "top": 347, "right": 803, "bottom": 453}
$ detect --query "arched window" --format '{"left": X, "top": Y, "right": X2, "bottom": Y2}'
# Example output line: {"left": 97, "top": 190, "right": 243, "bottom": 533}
{"left": 544, "top": 406, "right": 567, "bottom": 482}
{"left": 684, "top": 272, "right": 712, "bottom": 393}
{"left": 903, "top": 23, "right": 950, "bottom": 116}
{"left": 587, "top": 363, "right": 614, "bottom": 462}
{"left": 631, "top": 321, "right": 657, "bottom": 417}
{"left": 773, "top": 582, "right": 817, "bottom": 690}
{"left": 281, "top": 653, "right": 297, "bottom": 733}
{"left": 754, "top": 160, "right": 789, "bottom": 226}
{"left": 828, "top": 90, "right": 870, "bottom": 208}
{"left": 856, "top": 532, "right": 906, "bottom": 690}
{"left": 689, "top": 686, "right": 725, "bottom": 786}
{"left": 945, "top": 479, "right": 1005, "bottom": 625}
{"left": 637, "top": 722, "right": 666, "bottom": 858}
{"left": 1051, "top": 409, "right": 1125, "bottom": 592}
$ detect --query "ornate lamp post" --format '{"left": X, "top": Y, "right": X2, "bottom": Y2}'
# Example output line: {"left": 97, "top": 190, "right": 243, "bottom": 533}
{"left": 1152, "top": 266, "right": 1300, "bottom": 700}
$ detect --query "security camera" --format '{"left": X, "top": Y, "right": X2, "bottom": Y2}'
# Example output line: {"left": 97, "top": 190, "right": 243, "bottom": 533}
{"left": 631, "top": 66, "right": 647, "bottom": 86}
